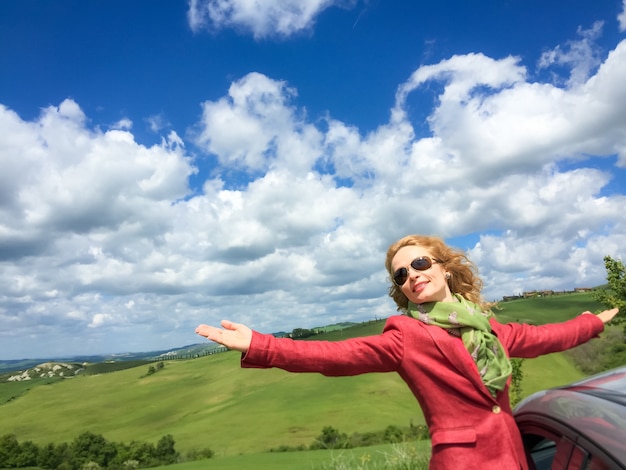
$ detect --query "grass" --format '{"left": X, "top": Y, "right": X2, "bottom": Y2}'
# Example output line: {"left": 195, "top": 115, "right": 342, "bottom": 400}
{"left": 0, "top": 291, "right": 607, "bottom": 467}
{"left": 495, "top": 292, "right": 605, "bottom": 323}
{"left": 308, "top": 320, "right": 387, "bottom": 341}
{"left": 149, "top": 442, "right": 433, "bottom": 470}
{"left": 0, "top": 354, "right": 584, "bottom": 461}
{"left": 0, "top": 378, "right": 61, "bottom": 405}
{"left": 0, "top": 352, "right": 421, "bottom": 456}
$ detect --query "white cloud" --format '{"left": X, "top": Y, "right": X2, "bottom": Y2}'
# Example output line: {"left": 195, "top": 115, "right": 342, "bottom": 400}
{"left": 619, "top": 0, "right": 626, "bottom": 32}
{"left": 187, "top": 0, "right": 357, "bottom": 38}
{"left": 1, "top": 32, "right": 626, "bottom": 359}
{"left": 112, "top": 118, "right": 133, "bottom": 131}
{"left": 89, "top": 313, "right": 113, "bottom": 328}
{"left": 538, "top": 21, "right": 605, "bottom": 87}
{"left": 195, "top": 72, "right": 323, "bottom": 173}
{"left": 146, "top": 113, "right": 170, "bottom": 133}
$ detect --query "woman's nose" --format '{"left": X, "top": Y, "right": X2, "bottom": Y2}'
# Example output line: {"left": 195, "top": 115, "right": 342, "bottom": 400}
{"left": 407, "top": 266, "right": 421, "bottom": 280}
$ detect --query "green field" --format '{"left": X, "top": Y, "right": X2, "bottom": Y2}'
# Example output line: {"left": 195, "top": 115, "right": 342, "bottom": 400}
{"left": 0, "top": 351, "right": 421, "bottom": 456}
{"left": 0, "top": 292, "right": 611, "bottom": 468}
{"left": 152, "top": 441, "right": 434, "bottom": 470}
{"left": 495, "top": 293, "right": 605, "bottom": 323}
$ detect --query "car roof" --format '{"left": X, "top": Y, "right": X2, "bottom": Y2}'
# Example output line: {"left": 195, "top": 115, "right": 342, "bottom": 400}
{"left": 515, "top": 366, "right": 626, "bottom": 465}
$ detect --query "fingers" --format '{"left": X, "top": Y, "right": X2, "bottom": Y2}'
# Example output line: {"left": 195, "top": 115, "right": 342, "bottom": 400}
{"left": 196, "top": 321, "right": 236, "bottom": 336}
{"left": 220, "top": 319, "right": 240, "bottom": 331}
{"left": 195, "top": 324, "right": 223, "bottom": 342}
{"left": 195, "top": 320, "right": 252, "bottom": 353}
{"left": 195, "top": 324, "right": 214, "bottom": 337}
{"left": 195, "top": 320, "right": 244, "bottom": 343}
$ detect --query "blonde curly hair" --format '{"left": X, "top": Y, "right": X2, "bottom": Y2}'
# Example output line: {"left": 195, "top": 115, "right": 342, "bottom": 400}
{"left": 385, "top": 235, "right": 489, "bottom": 311}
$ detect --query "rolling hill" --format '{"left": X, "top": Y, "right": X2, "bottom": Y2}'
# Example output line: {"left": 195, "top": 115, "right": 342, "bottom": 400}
{"left": 0, "top": 292, "right": 610, "bottom": 458}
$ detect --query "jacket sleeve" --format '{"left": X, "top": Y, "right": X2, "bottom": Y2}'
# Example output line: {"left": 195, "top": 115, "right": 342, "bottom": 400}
{"left": 241, "top": 318, "right": 405, "bottom": 376}
{"left": 492, "top": 313, "right": 604, "bottom": 359}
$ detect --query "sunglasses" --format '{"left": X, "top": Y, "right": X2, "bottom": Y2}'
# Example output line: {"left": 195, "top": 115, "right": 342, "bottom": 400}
{"left": 392, "top": 256, "right": 442, "bottom": 286}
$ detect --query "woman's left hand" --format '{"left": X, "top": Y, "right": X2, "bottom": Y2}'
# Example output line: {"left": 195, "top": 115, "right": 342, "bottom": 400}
{"left": 594, "top": 307, "right": 620, "bottom": 324}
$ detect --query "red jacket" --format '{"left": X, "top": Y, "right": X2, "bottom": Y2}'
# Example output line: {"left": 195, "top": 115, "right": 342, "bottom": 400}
{"left": 242, "top": 313, "right": 604, "bottom": 469}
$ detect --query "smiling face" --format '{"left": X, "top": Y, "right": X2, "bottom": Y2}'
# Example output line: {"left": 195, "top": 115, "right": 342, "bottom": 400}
{"left": 390, "top": 245, "right": 455, "bottom": 305}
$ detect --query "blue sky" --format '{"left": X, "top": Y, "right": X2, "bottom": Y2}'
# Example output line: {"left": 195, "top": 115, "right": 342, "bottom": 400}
{"left": 1, "top": 0, "right": 625, "bottom": 360}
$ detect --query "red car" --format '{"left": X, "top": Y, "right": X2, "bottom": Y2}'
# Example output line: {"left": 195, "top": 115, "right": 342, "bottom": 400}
{"left": 514, "top": 366, "right": 626, "bottom": 470}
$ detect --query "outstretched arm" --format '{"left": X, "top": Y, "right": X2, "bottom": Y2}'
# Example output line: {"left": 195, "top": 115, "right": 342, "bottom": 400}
{"left": 497, "top": 307, "right": 621, "bottom": 359}
{"left": 195, "top": 320, "right": 252, "bottom": 353}
{"left": 195, "top": 316, "right": 406, "bottom": 376}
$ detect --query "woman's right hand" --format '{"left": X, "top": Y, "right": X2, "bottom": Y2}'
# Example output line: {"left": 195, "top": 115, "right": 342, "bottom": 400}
{"left": 195, "top": 320, "right": 253, "bottom": 353}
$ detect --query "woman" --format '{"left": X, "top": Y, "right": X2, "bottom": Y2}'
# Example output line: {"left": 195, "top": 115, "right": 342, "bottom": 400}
{"left": 196, "top": 235, "right": 619, "bottom": 469}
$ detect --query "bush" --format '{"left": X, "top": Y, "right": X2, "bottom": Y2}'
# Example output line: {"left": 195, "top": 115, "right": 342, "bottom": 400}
{"left": 0, "top": 432, "right": 192, "bottom": 469}
{"left": 383, "top": 426, "right": 404, "bottom": 444}
{"left": 566, "top": 326, "right": 626, "bottom": 374}
{"left": 310, "top": 426, "right": 351, "bottom": 450}
{"left": 0, "top": 434, "right": 19, "bottom": 468}
{"left": 184, "top": 447, "right": 215, "bottom": 461}
{"left": 306, "top": 423, "right": 430, "bottom": 454}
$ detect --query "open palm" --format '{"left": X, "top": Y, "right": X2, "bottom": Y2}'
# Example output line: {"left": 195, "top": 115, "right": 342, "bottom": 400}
{"left": 195, "top": 320, "right": 253, "bottom": 353}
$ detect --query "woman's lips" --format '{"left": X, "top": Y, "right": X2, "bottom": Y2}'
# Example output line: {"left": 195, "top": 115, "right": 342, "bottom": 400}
{"left": 412, "top": 281, "right": 428, "bottom": 293}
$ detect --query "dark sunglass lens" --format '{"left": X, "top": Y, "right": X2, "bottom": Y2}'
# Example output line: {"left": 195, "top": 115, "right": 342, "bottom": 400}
{"left": 410, "top": 257, "right": 432, "bottom": 271}
{"left": 393, "top": 267, "right": 408, "bottom": 286}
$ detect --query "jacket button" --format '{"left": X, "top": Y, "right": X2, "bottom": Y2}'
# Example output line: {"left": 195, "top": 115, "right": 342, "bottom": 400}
{"left": 492, "top": 406, "right": 501, "bottom": 414}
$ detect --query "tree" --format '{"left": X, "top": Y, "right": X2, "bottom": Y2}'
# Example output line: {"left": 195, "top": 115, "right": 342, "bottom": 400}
{"left": 15, "top": 440, "right": 39, "bottom": 468}
{"left": 310, "top": 426, "right": 350, "bottom": 450}
{"left": 155, "top": 434, "right": 179, "bottom": 464}
{"left": 82, "top": 462, "right": 101, "bottom": 470}
{"left": 593, "top": 256, "right": 626, "bottom": 329}
{"left": 0, "top": 434, "right": 19, "bottom": 468}
{"left": 510, "top": 359, "right": 525, "bottom": 407}
{"left": 383, "top": 425, "right": 404, "bottom": 443}
{"left": 71, "top": 432, "right": 116, "bottom": 469}
{"left": 37, "top": 442, "right": 60, "bottom": 470}
{"left": 291, "top": 328, "right": 315, "bottom": 338}
{"left": 126, "top": 440, "right": 157, "bottom": 467}
{"left": 38, "top": 442, "right": 72, "bottom": 470}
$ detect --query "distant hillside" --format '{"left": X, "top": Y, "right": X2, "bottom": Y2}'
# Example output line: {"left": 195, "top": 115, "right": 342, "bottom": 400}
{"left": 2, "top": 361, "right": 84, "bottom": 382}
{"left": 0, "top": 323, "right": 361, "bottom": 375}
{"left": 495, "top": 291, "right": 605, "bottom": 323}
{"left": 0, "top": 290, "right": 604, "bottom": 378}
{"left": 0, "top": 343, "right": 224, "bottom": 375}
{"left": 0, "top": 291, "right": 610, "bottom": 458}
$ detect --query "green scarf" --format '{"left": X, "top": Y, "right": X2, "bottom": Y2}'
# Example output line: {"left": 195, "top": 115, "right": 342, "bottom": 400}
{"left": 407, "top": 294, "right": 512, "bottom": 398}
